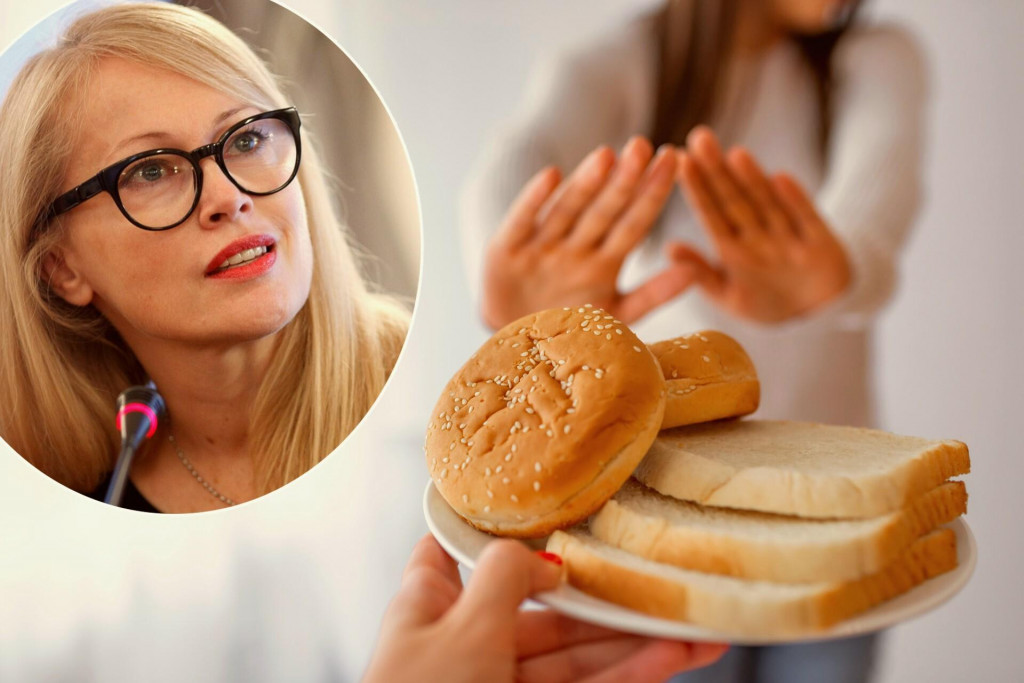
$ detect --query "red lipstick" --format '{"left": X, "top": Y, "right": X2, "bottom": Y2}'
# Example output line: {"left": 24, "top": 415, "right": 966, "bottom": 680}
{"left": 205, "top": 234, "right": 277, "bottom": 280}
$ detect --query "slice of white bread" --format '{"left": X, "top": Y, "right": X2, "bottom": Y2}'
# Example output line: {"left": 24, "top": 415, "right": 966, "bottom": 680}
{"left": 591, "top": 479, "right": 967, "bottom": 582}
{"left": 546, "top": 526, "right": 958, "bottom": 637}
{"left": 635, "top": 420, "right": 970, "bottom": 518}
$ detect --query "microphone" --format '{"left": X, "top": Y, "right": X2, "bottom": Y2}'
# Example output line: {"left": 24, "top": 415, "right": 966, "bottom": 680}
{"left": 104, "top": 382, "right": 166, "bottom": 507}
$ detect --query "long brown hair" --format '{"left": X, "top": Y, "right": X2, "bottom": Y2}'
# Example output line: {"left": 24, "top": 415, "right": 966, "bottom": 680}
{"left": 650, "top": 0, "right": 861, "bottom": 156}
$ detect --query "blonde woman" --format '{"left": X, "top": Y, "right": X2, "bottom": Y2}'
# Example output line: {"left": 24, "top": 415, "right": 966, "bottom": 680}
{"left": 0, "top": 2, "right": 408, "bottom": 513}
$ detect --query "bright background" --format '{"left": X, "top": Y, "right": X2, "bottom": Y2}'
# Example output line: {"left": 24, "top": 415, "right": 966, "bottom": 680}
{"left": 0, "top": 1, "right": 1021, "bottom": 681}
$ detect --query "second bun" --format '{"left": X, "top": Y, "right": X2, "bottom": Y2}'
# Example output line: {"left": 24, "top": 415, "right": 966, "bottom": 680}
{"left": 649, "top": 330, "right": 759, "bottom": 429}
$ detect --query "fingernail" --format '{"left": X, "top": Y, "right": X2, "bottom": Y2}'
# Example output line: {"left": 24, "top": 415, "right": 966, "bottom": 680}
{"left": 535, "top": 551, "right": 563, "bottom": 566}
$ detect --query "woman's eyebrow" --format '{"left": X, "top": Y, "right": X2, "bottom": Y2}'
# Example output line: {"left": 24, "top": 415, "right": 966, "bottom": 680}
{"left": 107, "top": 106, "right": 255, "bottom": 158}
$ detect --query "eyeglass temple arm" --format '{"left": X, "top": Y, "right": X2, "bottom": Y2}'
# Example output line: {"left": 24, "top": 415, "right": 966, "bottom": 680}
{"left": 50, "top": 176, "right": 105, "bottom": 216}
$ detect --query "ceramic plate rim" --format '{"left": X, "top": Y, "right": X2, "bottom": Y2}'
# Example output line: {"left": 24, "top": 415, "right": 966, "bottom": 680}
{"left": 423, "top": 481, "right": 976, "bottom": 644}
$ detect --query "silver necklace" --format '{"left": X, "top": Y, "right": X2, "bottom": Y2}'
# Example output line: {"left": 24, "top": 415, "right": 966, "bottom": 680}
{"left": 168, "top": 432, "right": 237, "bottom": 507}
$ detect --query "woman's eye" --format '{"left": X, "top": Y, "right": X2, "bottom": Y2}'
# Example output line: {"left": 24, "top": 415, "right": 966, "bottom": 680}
{"left": 120, "top": 159, "right": 174, "bottom": 188}
{"left": 230, "top": 130, "right": 266, "bottom": 155}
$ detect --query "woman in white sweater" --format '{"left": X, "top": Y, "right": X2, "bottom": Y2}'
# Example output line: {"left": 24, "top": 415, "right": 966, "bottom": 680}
{"left": 461, "top": 0, "right": 927, "bottom": 681}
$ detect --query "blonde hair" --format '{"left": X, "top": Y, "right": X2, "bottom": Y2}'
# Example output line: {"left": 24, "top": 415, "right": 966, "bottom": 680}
{"left": 0, "top": 3, "right": 409, "bottom": 495}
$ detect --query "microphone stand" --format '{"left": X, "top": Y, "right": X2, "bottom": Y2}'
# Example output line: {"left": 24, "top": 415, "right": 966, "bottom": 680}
{"left": 104, "top": 382, "right": 166, "bottom": 507}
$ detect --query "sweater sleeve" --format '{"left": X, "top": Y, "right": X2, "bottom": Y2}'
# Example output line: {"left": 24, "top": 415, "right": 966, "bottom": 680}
{"left": 813, "top": 24, "right": 929, "bottom": 328}
{"left": 458, "top": 19, "right": 658, "bottom": 300}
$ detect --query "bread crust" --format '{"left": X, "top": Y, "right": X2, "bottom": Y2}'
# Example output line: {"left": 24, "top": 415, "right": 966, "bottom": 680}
{"left": 649, "top": 331, "right": 760, "bottom": 429}
{"left": 636, "top": 420, "right": 971, "bottom": 518}
{"left": 591, "top": 479, "right": 967, "bottom": 582}
{"left": 425, "top": 306, "right": 666, "bottom": 537}
{"left": 547, "top": 527, "right": 958, "bottom": 637}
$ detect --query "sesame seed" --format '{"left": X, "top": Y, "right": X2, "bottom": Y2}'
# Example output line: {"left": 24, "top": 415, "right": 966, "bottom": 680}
{"left": 486, "top": 490, "right": 494, "bottom": 498}
{"left": 616, "top": 329, "right": 623, "bottom": 335}
{"left": 532, "top": 375, "right": 538, "bottom": 382}
{"left": 449, "top": 443, "right": 455, "bottom": 451}
{"left": 462, "top": 494, "right": 468, "bottom": 503}
{"left": 702, "top": 355, "right": 710, "bottom": 362}
{"left": 511, "top": 343, "right": 520, "bottom": 348}
{"left": 504, "top": 453, "right": 512, "bottom": 462}
{"left": 511, "top": 444, "right": 517, "bottom": 452}
{"left": 533, "top": 481, "right": 540, "bottom": 491}
{"left": 520, "top": 352, "right": 528, "bottom": 357}
{"left": 502, "top": 477, "right": 511, "bottom": 484}
{"left": 442, "top": 457, "right": 449, "bottom": 463}
{"left": 495, "top": 465, "right": 503, "bottom": 473}
{"left": 459, "top": 423, "right": 466, "bottom": 429}
{"left": 582, "top": 365, "right": 589, "bottom": 371}
{"left": 633, "top": 346, "right": 642, "bottom": 352}
{"left": 563, "top": 425, "right": 571, "bottom": 434}
{"left": 566, "top": 408, "right": 575, "bottom": 414}
{"left": 510, "top": 494, "right": 519, "bottom": 503}
{"left": 525, "top": 407, "right": 534, "bottom": 414}
{"left": 534, "top": 462, "right": 542, "bottom": 472}
{"left": 606, "top": 333, "right": 612, "bottom": 340}
{"left": 484, "top": 505, "right": 491, "bottom": 513}
{"left": 484, "top": 467, "right": 491, "bottom": 476}
{"left": 441, "top": 469, "right": 448, "bottom": 479}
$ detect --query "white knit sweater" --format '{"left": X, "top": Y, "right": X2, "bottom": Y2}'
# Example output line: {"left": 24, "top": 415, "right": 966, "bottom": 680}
{"left": 460, "top": 19, "right": 927, "bottom": 427}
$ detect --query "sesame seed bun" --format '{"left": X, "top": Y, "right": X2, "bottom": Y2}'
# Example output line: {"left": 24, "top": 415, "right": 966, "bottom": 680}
{"left": 425, "top": 306, "right": 666, "bottom": 538}
{"left": 649, "top": 331, "right": 760, "bottom": 429}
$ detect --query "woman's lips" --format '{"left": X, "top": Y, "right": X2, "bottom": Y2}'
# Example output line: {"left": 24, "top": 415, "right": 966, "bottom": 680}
{"left": 205, "top": 234, "right": 277, "bottom": 279}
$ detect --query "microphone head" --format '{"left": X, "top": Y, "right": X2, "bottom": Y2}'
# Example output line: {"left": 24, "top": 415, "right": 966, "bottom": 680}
{"left": 116, "top": 384, "right": 166, "bottom": 447}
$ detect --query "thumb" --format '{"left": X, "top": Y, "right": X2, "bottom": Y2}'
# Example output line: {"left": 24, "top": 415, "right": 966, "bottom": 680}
{"left": 665, "top": 242, "right": 726, "bottom": 298}
{"left": 452, "top": 540, "right": 562, "bottom": 626}
{"left": 616, "top": 261, "right": 700, "bottom": 324}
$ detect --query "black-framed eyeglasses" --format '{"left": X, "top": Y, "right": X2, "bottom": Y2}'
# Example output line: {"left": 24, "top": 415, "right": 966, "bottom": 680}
{"left": 41, "top": 107, "right": 302, "bottom": 232}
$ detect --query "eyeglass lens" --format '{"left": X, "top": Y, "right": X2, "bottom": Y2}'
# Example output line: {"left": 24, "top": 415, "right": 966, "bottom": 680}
{"left": 115, "top": 117, "right": 298, "bottom": 229}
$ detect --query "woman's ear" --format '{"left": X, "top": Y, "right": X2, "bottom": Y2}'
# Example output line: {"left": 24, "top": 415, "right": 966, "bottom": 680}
{"left": 41, "top": 249, "right": 94, "bottom": 306}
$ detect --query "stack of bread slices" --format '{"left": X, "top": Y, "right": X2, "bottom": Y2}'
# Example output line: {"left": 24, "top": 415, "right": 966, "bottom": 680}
{"left": 547, "top": 331, "right": 970, "bottom": 637}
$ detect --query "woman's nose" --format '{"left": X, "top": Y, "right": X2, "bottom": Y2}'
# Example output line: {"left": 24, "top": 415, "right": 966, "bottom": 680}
{"left": 195, "top": 159, "right": 253, "bottom": 229}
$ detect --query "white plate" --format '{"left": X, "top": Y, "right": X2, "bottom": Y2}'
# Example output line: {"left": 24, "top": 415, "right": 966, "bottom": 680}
{"left": 423, "top": 482, "right": 977, "bottom": 645}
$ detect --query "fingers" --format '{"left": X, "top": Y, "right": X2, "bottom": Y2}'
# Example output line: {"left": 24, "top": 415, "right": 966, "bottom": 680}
{"left": 771, "top": 173, "right": 829, "bottom": 241}
{"left": 521, "top": 638, "right": 729, "bottom": 683}
{"left": 676, "top": 150, "right": 734, "bottom": 246}
{"left": 516, "top": 610, "right": 625, "bottom": 660}
{"left": 665, "top": 242, "right": 726, "bottom": 299}
{"left": 598, "top": 144, "right": 677, "bottom": 258}
{"left": 615, "top": 261, "right": 701, "bottom": 324}
{"left": 725, "top": 148, "right": 794, "bottom": 241}
{"left": 387, "top": 535, "right": 463, "bottom": 628}
{"left": 518, "top": 635, "right": 650, "bottom": 683}
{"left": 568, "top": 137, "right": 654, "bottom": 249}
{"left": 402, "top": 534, "right": 463, "bottom": 588}
{"left": 452, "top": 541, "right": 562, "bottom": 626}
{"left": 579, "top": 640, "right": 729, "bottom": 683}
{"left": 494, "top": 166, "right": 562, "bottom": 251}
{"left": 685, "top": 127, "right": 761, "bottom": 238}
{"left": 536, "top": 147, "right": 615, "bottom": 246}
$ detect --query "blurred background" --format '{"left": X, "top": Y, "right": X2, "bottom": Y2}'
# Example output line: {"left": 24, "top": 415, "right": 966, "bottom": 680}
{"left": 1, "top": 0, "right": 1021, "bottom": 681}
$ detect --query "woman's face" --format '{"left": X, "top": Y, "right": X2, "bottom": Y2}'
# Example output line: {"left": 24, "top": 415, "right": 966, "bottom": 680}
{"left": 766, "top": 0, "right": 858, "bottom": 34}
{"left": 51, "top": 58, "right": 313, "bottom": 351}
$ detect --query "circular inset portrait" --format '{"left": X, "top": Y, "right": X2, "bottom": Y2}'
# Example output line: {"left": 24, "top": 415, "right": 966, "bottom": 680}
{"left": 0, "top": 0, "right": 420, "bottom": 513}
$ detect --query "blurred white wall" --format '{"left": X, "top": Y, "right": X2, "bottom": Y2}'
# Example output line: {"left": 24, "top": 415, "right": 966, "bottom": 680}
{"left": 1, "top": 0, "right": 1021, "bottom": 681}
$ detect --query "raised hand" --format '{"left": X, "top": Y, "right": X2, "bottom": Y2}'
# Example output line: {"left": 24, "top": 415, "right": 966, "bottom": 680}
{"left": 362, "top": 535, "right": 726, "bottom": 683}
{"left": 670, "top": 127, "right": 851, "bottom": 324}
{"left": 481, "top": 137, "right": 700, "bottom": 329}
